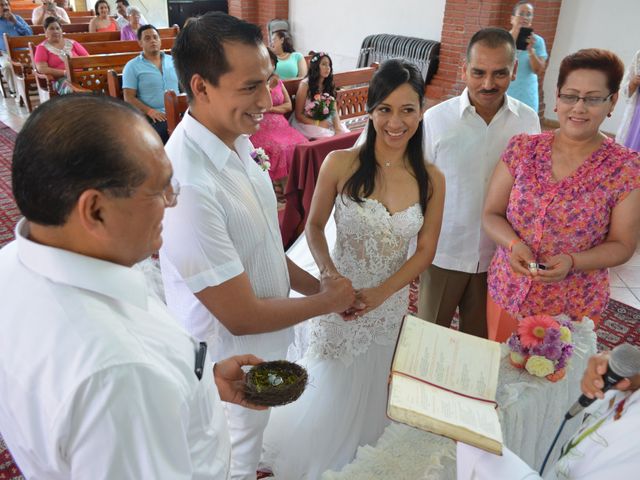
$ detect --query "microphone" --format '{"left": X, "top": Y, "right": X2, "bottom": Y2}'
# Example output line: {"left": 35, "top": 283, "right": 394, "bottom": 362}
{"left": 565, "top": 343, "right": 640, "bottom": 419}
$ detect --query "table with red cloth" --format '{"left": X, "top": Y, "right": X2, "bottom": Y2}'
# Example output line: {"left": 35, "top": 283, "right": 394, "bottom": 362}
{"left": 279, "top": 130, "right": 361, "bottom": 248}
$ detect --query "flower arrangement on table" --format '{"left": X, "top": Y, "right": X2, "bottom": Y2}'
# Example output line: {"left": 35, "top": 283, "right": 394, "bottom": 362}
{"left": 251, "top": 147, "right": 271, "bottom": 171}
{"left": 304, "top": 93, "right": 336, "bottom": 124}
{"left": 507, "top": 315, "right": 574, "bottom": 382}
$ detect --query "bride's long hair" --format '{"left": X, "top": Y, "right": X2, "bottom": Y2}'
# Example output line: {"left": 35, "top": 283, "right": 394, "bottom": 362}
{"left": 342, "top": 59, "right": 431, "bottom": 213}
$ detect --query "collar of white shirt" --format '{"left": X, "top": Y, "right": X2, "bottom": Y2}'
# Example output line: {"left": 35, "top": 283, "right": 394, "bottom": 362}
{"left": 181, "top": 111, "right": 254, "bottom": 172}
{"left": 458, "top": 87, "right": 523, "bottom": 120}
{"left": 14, "top": 218, "right": 149, "bottom": 310}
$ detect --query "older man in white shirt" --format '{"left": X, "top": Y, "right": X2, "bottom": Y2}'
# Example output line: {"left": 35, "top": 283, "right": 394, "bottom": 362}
{"left": 0, "top": 95, "right": 263, "bottom": 479}
{"left": 31, "top": 0, "right": 69, "bottom": 25}
{"left": 418, "top": 27, "right": 540, "bottom": 338}
{"left": 161, "top": 12, "right": 356, "bottom": 480}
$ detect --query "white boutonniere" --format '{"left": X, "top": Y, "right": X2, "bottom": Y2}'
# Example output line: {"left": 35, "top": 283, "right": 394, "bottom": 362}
{"left": 251, "top": 147, "right": 271, "bottom": 171}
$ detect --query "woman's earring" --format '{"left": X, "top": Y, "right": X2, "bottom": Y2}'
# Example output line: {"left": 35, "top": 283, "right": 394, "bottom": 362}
{"left": 553, "top": 107, "right": 557, "bottom": 112}
{"left": 607, "top": 112, "right": 612, "bottom": 117}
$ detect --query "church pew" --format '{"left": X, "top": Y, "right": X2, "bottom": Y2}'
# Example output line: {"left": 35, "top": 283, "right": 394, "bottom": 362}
{"left": 31, "top": 23, "right": 89, "bottom": 34}
{"left": 64, "top": 49, "right": 172, "bottom": 94}
{"left": 14, "top": 9, "right": 94, "bottom": 17}
{"left": 164, "top": 89, "right": 187, "bottom": 136}
{"left": 5, "top": 26, "right": 179, "bottom": 110}
{"left": 30, "top": 37, "right": 175, "bottom": 102}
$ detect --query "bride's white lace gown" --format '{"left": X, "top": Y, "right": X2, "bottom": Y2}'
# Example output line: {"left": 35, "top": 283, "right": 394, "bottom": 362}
{"left": 262, "top": 196, "right": 423, "bottom": 479}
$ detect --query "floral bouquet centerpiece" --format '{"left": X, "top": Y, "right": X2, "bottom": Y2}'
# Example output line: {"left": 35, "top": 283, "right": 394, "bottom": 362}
{"left": 304, "top": 93, "right": 336, "bottom": 122}
{"left": 507, "top": 315, "right": 574, "bottom": 382}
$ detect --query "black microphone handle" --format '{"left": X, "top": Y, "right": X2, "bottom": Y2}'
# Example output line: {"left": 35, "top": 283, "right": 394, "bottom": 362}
{"left": 565, "top": 368, "right": 626, "bottom": 419}
{"left": 577, "top": 369, "right": 626, "bottom": 407}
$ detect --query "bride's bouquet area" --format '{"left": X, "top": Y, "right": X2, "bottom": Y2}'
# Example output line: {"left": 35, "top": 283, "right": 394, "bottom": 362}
{"left": 507, "top": 315, "right": 574, "bottom": 382}
{"left": 304, "top": 93, "right": 336, "bottom": 121}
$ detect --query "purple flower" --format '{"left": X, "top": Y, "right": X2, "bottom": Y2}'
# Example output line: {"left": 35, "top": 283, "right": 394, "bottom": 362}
{"left": 544, "top": 328, "right": 561, "bottom": 344}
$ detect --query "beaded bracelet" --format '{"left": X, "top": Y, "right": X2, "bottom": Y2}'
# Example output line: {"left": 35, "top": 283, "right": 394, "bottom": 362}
{"left": 508, "top": 238, "right": 522, "bottom": 252}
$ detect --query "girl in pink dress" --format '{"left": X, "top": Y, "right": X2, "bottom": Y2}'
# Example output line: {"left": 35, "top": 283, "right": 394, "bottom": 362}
{"left": 250, "top": 50, "right": 307, "bottom": 183}
{"left": 483, "top": 49, "right": 640, "bottom": 342}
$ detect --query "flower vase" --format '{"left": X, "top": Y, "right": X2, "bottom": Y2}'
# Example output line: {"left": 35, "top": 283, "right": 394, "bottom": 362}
{"left": 546, "top": 368, "right": 566, "bottom": 383}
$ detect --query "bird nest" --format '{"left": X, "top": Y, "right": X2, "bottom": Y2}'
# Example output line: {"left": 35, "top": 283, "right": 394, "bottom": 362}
{"left": 244, "top": 360, "right": 308, "bottom": 407}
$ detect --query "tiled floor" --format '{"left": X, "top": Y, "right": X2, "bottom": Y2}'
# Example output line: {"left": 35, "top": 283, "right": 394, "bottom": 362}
{"left": 610, "top": 247, "right": 640, "bottom": 309}
{"left": 0, "top": 91, "right": 29, "bottom": 132}
{"left": 1, "top": 93, "right": 639, "bottom": 309}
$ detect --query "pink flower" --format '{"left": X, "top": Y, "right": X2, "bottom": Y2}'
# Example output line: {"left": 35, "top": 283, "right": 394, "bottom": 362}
{"left": 313, "top": 94, "right": 321, "bottom": 100}
{"left": 322, "top": 107, "right": 329, "bottom": 115}
{"left": 517, "top": 315, "right": 560, "bottom": 348}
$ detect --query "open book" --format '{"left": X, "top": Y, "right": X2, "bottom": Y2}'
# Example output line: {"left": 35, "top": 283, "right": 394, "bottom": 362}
{"left": 387, "top": 315, "right": 503, "bottom": 455}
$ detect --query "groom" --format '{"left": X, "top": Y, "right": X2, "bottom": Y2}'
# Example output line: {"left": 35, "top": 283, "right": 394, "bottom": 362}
{"left": 160, "top": 12, "right": 357, "bottom": 480}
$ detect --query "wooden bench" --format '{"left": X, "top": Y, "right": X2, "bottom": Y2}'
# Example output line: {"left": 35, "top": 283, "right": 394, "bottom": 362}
{"left": 164, "top": 90, "right": 187, "bottom": 136}
{"left": 30, "top": 37, "right": 175, "bottom": 102}
{"left": 5, "top": 26, "right": 179, "bottom": 110}
{"left": 64, "top": 48, "right": 173, "bottom": 95}
{"left": 14, "top": 8, "right": 94, "bottom": 17}
{"left": 31, "top": 23, "right": 89, "bottom": 34}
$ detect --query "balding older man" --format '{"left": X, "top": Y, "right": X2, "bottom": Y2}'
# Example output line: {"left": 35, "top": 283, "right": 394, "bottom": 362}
{"left": 0, "top": 95, "right": 261, "bottom": 479}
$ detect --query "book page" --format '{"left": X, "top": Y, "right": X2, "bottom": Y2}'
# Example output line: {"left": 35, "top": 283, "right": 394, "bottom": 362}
{"left": 392, "top": 315, "right": 501, "bottom": 401}
{"left": 389, "top": 374, "right": 503, "bottom": 445}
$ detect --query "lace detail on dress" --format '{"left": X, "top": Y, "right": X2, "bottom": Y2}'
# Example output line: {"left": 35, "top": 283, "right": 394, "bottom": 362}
{"left": 307, "top": 196, "right": 423, "bottom": 364}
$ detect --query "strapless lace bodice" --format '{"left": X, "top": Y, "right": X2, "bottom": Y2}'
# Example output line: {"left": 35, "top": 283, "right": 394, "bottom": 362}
{"left": 307, "top": 196, "right": 424, "bottom": 364}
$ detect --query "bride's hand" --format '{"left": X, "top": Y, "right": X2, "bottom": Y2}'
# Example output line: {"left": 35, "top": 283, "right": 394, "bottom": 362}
{"left": 353, "top": 286, "right": 391, "bottom": 317}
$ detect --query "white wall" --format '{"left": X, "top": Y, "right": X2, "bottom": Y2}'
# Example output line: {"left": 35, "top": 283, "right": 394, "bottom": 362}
{"left": 289, "top": 0, "right": 446, "bottom": 73}
{"left": 542, "top": 0, "right": 640, "bottom": 134}
{"left": 134, "top": 0, "right": 168, "bottom": 27}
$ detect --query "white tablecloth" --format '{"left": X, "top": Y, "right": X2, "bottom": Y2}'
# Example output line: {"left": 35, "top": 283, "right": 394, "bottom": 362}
{"left": 322, "top": 319, "right": 597, "bottom": 480}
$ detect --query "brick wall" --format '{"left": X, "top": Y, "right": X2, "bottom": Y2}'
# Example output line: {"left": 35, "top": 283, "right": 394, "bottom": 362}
{"left": 426, "top": 0, "right": 562, "bottom": 112}
{"left": 228, "top": 0, "right": 289, "bottom": 42}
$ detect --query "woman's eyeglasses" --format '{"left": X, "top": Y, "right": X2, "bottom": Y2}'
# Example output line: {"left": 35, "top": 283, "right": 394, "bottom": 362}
{"left": 557, "top": 93, "right": 613, "bottom": 107}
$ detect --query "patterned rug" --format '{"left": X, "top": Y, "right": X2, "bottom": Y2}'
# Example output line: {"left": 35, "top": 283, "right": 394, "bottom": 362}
{"left": 0, "top": 125, "right": 19, "bottom": 250}
{"left": 596, "top": 298, "right": 640, "bottom": 351}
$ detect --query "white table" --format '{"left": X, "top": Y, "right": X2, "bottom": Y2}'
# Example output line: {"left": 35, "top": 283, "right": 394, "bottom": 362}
{"left": 322, "top": 319, "right": 597, "bottom": 480}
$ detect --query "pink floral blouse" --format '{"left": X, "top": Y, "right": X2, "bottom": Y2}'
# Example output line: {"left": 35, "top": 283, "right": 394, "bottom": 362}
{"left": 488, "top": 131, "right": 640, "bottom": 319}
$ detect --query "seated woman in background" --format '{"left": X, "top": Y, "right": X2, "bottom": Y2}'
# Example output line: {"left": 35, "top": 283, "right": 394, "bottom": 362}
{"left": 34, "top": 17, "right": 89, "bottom": 95}
{"left": 271, "top": 30, "right": 307, "bottom": 79}
{"left": 483, "top": 48, "right": 640, "bottom": 343}
{"left": 616, "top": 48, "right": 640, "bottom": 151}
{"left": 291, "top": 51, "right": 348, "bottom": 139}
{"left": 120, "top": 6, "right": 144, "bottom": 41}
{"left": 249, "top": 49, "right": 307, "bottom": 192}
{"left": 89, "top": 0, "right": 118, "bottom": 32}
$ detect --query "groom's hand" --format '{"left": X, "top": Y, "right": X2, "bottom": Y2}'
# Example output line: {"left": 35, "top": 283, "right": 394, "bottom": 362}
{"left": 319, "top": 273, "right": 357, "bottom": 317}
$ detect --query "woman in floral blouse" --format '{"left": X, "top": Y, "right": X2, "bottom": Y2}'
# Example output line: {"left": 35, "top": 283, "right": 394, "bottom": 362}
{"left": 483, "top": 49, "right": 640, "bottom": 342}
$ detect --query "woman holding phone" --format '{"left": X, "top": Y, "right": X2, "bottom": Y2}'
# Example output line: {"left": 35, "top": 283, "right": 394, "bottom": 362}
{"left": 483, "top": 49, "right": 640, "bottom": 342}
{"left": 508, "top": 1, "right": 547, "bottom": 112}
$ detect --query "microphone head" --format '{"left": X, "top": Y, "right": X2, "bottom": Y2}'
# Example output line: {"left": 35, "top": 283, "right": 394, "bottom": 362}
{"left": 609, "top": 344, "right": 640, "bottom": 378}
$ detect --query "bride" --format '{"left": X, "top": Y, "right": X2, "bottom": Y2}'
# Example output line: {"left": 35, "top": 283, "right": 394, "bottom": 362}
{"left": 261, "top": 59, "right": 445, "bottom": 478}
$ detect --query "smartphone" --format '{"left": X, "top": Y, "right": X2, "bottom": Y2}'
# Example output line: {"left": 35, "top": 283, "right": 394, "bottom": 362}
{"left": 516, "top": 27, "right": 533, "bottom": 51}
